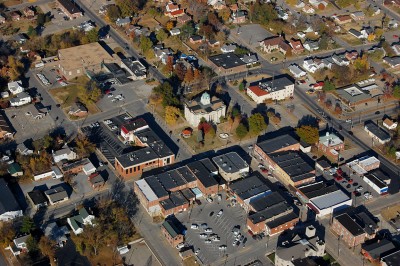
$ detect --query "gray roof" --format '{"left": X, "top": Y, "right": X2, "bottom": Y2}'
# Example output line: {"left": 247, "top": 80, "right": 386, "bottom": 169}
{"left": 187, "top": 160, "right": 219, "bottom": 188}
{"left": 116, "top": 17, "right": 131, "bottom": 25}
{"left": 248, "top": 75, "right": 293, "bottom": 93}
{"left": 335, "top": 213, "right": 365, "bottom": 236}
{"left": 365, "top": 121, "right": 391, "bottom": 142}
{"left": 212, "top": 152, "right": 248, "bottom": 174}
{"left": 160, "top": 191, "right": 188, "bottom": 211}
{"left": 250, "top": 191, "right": 285, "bottom": 212}
{"left": 364, "top": 172, "right": 388, "bottom": 189}
{"left": 248, "top": 201, "right": 293, "bottom": 223}
{"left": 27, "top": 190, "right": 47, "bottom": 205}
{"left": 45, "top": 186, "right": 68, "bottom": 202}
{"left": 310, "top": 190, "right": 350, "bottom": 210}
{"left": 43, "top": 222, "right": 68, "bottom": 243}
{"left": 269, "top": 151, "right": 315, "bottom": 182}
{"left": 298, "top": 181, "right": 339, "bottom": 199}
{"left": 229, "top": 175, "right": 270, "bottom": 201}
{"left": 384, "top": 56, "right": 400, "bottom": 66}
{"left": 0, "top": 178, "right": 21, "bottom": 214}
{"left": 121, "top": 58, "right": 146, "bottom": 78}
{"left": 382, "top": 250, "right": 400, "bottom": 266}
{"left": 240, "top": 54, "right": 258, "bottom": 64}
{"left": 362, "top": 239, "right": 397, "bottom": 260}
{"left": 162, "top": 219, "right": 181, "bottom": 238}
{"left": 349, "top": 28, "right": 363, "bottom": 38}
{"left": 256, "top": 133, "right": 298, "bottom": 154}
{"left": 209, "top": 53, "right": 245, "bottom": 69}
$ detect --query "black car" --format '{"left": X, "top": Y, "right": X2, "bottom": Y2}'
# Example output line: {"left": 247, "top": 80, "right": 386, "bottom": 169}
{"left": 353, "top": 182, "right": 359, "bottom": 187}
{"left": 375, "top": 111, "right": 380, "bottom": 115}
{"left": 209, "top": 211, "right": 214, "bottom": 217}
{"left": 348, "top": 130, "right": 353, "bottom": 135}
{"left": 346, "top": 184, "right": 351, "bottom": 189}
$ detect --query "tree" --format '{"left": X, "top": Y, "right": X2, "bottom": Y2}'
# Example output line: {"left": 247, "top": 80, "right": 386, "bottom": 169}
{"left": 27, "top": 25, "right": 37, "bottom": 37}
{"left": 37, "top": 13, "right": 45, "bottom": 26}
{"left": 322, "top": 78, "right": 335, "bottom": 91}
{"left": 218, "top": 8, "right": 231, "bottom": 22}
{"left": 193, "top": 69, "right": 201, "bottom": 81}
{"left": 106, "top": 5, "right": 121, "bottom": 22}
{"left": 7, "top": 55, "right": 24, "bottom": 80}
{"left": 38, "top": 236, "right": 57, "bottom": 265}
{"left": 239, "top": 81, "right": 245, "bottom": 91}
{"left": 248, "top": 113, "right": 267, "bottom": 135}
{"left": 20, "top": 216, "right": 35, "bottom": 234}
{"left": 0, "top": 222, "right": 15, "bottom": 248}
{"left": 184, "top": 67, "right": 194, "bottom": 83}
{"left": 26, "top": 236, "right": 39, "bottom": 256}
{"left": 319, "top": 34, "right": 329, "bottom": 50}
{"left": 236, "top": 123, "right": 248, "bottom": 139}
{"left": 250, "top": 1, "right": 278, "bottom": 25}
{"left": 139, "top": 36, "right": 153, "bottom": 53}
{"left": 199, "top": 24, "right": 214, "bottom": 39}
{"left": 336, "top": 0, "right": 352, "bottom": 8}
{"left": 296, "top": 125, "right": 319, "bottom": 145}
{"left": 86, "top": 28, "right": 99, "bottom": 43}
{"left": 166, "top": 56, "right": 174, "bottom": 74}
{"left": 234, "top": 46, "right": 250, "bottom": 56}
{"left": 115, "top": 0, "right": 137, "bottom": 17}
{"left": 156, "top": 29, "right": 168, "bottom": 42}
{"left": 174, "top": 62, "right": 186, "bottom": 81}
{"left": 75, "top": 134, "right": 96, "bottom": 157}
{"left": 166, "top": 21, "right": 175, "bottom": 31}
{"left": 198, "top": 121, "right": 213, "bottom": 134}
{"left": 180, "top": 21, "right": 195, "bottom": 40}
{"left": 153, "top": 82, "right": 179, "bottom": 107}
{"left": 393, "top": 85, "right": 400, "bottom": 98}
{"left": 353, "top": 54, "right": 369, "bottom": 71}
{"left": 201, "top": 67, "right": 214, "bottom": 89}
{"left": 79, "top": 221, "right": 106, "bottom": 256}
{"left": 334, "top": 103, "right": 342, "bottom": 114}
{"left": 165, "top": 106, "right": 180, "bottom": 125}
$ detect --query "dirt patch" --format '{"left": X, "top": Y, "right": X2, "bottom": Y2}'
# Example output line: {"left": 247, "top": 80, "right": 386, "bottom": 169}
{"left": 3, "top": 0, "right": 22, "bottom": 7}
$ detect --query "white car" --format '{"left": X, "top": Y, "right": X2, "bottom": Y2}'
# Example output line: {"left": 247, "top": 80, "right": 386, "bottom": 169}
{"left": 219, "top": 245, "right": 227, "bottom": 250}
{"left": 199, "top": 233, "right": 207, "bottom": 239}
{"left": 176, "top": 243, "right": 185, "bottom": 249}
{"left": 104, "top": 120, "right": 112, "bottom": 125}
{"left": 346, "top": 119, "right": 352, "bottom": 123}
{"left": 258, "top": 163, "right": 265, "bottom": 168}
{"left": 213, "top": 237, "right": 221, "bottom": 242}
{"left": 195, "top": 248, "right": 200, "bottom": 255}
{"left": 206, "top": 197, "right": 213, "bottom": 203}
{"left": 217, "top": 210, "right": 223, "bottom": 217}
{"left": 191, "top": 224, "right": 199, "bottom": 229}
{"left": 205, "top": 239, "right": 212, "bottom": 244}
{"left": 108, "top": 93, "right": 114, "bottom": 98}
{"left": 205, "top": 228, "right": 213, "bottom": 233}
{"left": 111, "top": 126, "right": 117, "bottom": 130}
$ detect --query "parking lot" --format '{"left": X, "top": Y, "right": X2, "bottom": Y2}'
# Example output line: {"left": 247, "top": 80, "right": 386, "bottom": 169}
{"left": 175, "top": 192, "right": 258, "bottom": 265}
{"left": 5, "top": 104, "right": 56, "bottom": 141}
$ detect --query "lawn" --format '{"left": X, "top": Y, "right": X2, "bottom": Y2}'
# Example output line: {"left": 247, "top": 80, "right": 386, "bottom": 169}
{"left": 381, "top": 204, "right": 400, "bottom": 221}
{"left": 267, "top": 252, "right": 275, "bottom": 264}
{"left": 183, "top": 256, "right": 198, "bottom": 266}
{"left": 49, "top": 76, "right": 99, "bottom": 116}
{"left": 339, "top": 34, "right": 363, "bottom": 46}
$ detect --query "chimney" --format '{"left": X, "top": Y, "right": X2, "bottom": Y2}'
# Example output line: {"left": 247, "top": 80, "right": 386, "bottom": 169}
{"left": 305, "top": 225, "right": 316, "bottom": 238}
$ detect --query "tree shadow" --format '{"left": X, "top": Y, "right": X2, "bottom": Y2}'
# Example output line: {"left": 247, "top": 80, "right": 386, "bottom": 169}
{"left": 297, "top": 115, "right": 319, "bottom": 128}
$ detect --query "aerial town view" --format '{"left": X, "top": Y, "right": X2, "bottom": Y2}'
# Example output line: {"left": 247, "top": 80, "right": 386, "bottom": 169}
{"left": 2, "top": 0, "right": 400, "bottom": 265}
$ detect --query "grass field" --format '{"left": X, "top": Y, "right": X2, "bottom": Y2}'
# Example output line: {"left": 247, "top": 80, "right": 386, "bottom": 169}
{"left": 381, "top": 204, "right": 400, "bottom": 221}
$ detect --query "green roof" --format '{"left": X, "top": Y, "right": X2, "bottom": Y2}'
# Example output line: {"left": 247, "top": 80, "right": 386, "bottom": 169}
{"left": 8, "top": 163, "right": 22, "bottom": 175}
{"left": 162, "top": 220, "right": 181, "bottom": 238}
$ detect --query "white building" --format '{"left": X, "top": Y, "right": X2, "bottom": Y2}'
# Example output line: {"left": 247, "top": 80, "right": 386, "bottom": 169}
{"left": 83, "top": 161, "right": 96, "bottom": 175}
{"left": 246, "top": 76, "right": 294, "bottom": 104}
{"left": 288, "top": 64, "right": 306, "bottom": 78}
{"left": 67, "top": 207, "right": 95, "bottom": 235}
{"left": 9, "top": 92, "right": 31, "bottom": 107}
{"left": 221, "top": 44, "right": 237, "bottom": 53}
{"left": 364, "top": 172, "right": 388, "bottom": 195}
{"left": 52, "top": 144, "right": 77, "bottom": 163}
{"left": 383, "top": 118, "right": 398, "bottom": 130}
{"left": 184, "top": 92, "right": 226, "bottom": 127}
{"left": 7, "top": 80, "right": 25, "bottom": 95}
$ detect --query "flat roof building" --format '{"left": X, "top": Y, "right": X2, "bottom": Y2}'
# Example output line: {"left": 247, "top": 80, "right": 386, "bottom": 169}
{"left": 246, "top": 75, "right": 295, "bottom": 103}
{"left": 229, "top": 175, "right": 271, "bottom": 208}
{"left": 208, "top": 53, "right": 247, "bottom": 74}
{"left": 212, "top": 152, "right": 249, "bottom": 182}
{"left": 364, "top": 121, "right": 391, "bottom": 144}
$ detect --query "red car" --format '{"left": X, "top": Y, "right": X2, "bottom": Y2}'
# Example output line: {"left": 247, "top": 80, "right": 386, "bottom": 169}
{"left": 337, "top": 168, "right": 343, "bottom": 175}
{"left": 262, "top": 168, "right": 268, "bottom": 173}
{"left": 394, "top": 35, "right": 399, "bottom": 38}
{"left": 335, "top": 176, "right": 343, "bottom": 181}
{"left": 348, "top": 179, "right": 354, "bottom": 184}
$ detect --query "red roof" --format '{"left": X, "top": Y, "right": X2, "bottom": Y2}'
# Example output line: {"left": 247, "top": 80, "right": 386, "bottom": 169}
{"left": 121, "top": 126, "right": 129, "bottom": 134}
{"left": 170, "top": 9, "right": 184, "bottom": 16}
{"left": 248, "top": 86, "right": 268, "bottom": 97}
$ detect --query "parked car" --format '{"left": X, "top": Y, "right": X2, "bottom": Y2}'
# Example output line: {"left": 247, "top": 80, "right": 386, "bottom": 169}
{"left": 191, "top": 224, "right": 198, "bottom": 229}
{"left": 176, "top": 243, "right": 185, "bottom": 249}
{"left": 199, "top": 233, "right": 207, "bottom": 239}
{"left": 205, "top": 228, "right": 213, "bottom": 233}
{"left": 205, "top": 239, "right": 212, "bottom": 244}
{"left": 219, "top": 245, "right": 227, "bottom": 250}
{"left": 217, "top": 209, "right": 223, "bottom": 217}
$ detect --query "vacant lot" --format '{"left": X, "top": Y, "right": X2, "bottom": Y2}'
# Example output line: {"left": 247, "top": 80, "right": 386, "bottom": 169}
{"left": 382, "top": 204, "right": 400, "bottom": 221}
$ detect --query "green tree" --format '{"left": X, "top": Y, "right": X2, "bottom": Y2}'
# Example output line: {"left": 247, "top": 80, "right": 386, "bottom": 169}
{"left": 393, "top": 85, "right": 400, "bottom": 98}
{"left": 156, "top": 29, "right": 168, "bottom": 42}
{"left": 248, "top": 113, "right": 267, "bottom": 135}
{"left": 322, "top": 78, "right": 335, "bottom": 91}
{"left": 234, "top": 46, "right": 250, "bottom": 55}
{"left": 165, "top": 106, "right": 181, "bottom": 125}
{"left": 231, "top": 107, "right": 240, "bottom": 118}
{"left": 336, "top": 0, "right": 352, "bottom": 8}
{"left": 115, "top": 0, "right": 136, "bottom": 17}
{"left": 27, "top": 25, "right": 37, "bottom": 37}
{"left": 153, "top": 82, "right": 179, "bottom": 107}
{"left": 139, "top": 36, "right": 153, "bottom": 53}
{"left": 236, "top": 123, "right": 248, "bottom": 139}
{"left": 180, "top": 21, "right": 196, "bottom": 40}
{"left": 250, "top": 1, "right": 278, "bottom": 25}
{"left": 37, "top": 13, "right": 45, "bottom": 26}
{"left": 319, "top": 34, "right": 329, "bottom": 50}
{"left": 0, "top": 222, "right": 15, "bottom": 248}
{"left": 75, "top": 134, "right": 96, "bottom": 157}
{"left": 38, "top": 236, "right": 57, "bottom": 266}
{"left": 26, "top": 236, "right": 39, "bottom": 256}
{"left": 20, "top": 216, "right": 35, "bottom": 234}
{"left": 239, "top": 82, "right": 245, "bottom": 91}
{"left": 106, "top": 5, "right": 121, "bottom": 22}
{"left": 296, "top": 125, "right": 319, "bottom": 145}
{"left": 86, "top": 28, "right": 99, "bottom": 43}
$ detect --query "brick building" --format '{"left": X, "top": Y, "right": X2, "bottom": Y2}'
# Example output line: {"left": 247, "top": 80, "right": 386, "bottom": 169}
{"left": 318, "top": 132, "right": 344, "bottom": 160}
{"left": 161, "top": 219, "right": 184, "bottom": 247}
{"left": 331, "top": 213, "right": 367, "bottom": 247}
{"left": 208, "top": 53, "right": 247, "bottom": 74}
{"left": 253, "top": 132, "right": 299, "bottom": 162}
{"left": 57, "top": 0, "right": 83, "bottom": 19}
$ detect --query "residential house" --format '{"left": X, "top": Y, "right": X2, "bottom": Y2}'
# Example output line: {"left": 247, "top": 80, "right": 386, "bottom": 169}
{"left": 221, "top": 44, "right": 236, "bottom": 53}
{"left": 302, "top": 4, "right": 315, "bottom": 14}
{"left": 16, "top": 142, "right": 33, "bottom": 155}
{"left": 349, "top": 29, "right": 364, "bottom": 39}
{"left": 184, "top": 92, "right": 226, "bottom": 127}
{"left": 246, "top": 75, "right": 294, "bottom": 103}
{"left": 345, "top": 51, "right": 359, "bottom": 61}
{"left": 364, "top": 121, "right": 391, "bottom": 144}
{"left": 289, "top": 39, "right": 304, "bottom": 54}
{"left": 288, "top": 64, "right": 307, "bottom": 78}
{"left": 23, "top": 7, "right": 35, "bottom": 18}
{"left": 6, "top": 234, "right": 30, "bottom": 256}
{"left": 154, "top": 46, "right": 173, "bottom": 64}
{"left": 383, "top": 56, "right": 400, "bottom": 68}
{"left": 9, "top": 92, "right": 31, "bottom": 107}
{"left": 361, "top": 27, "right": 375, "bottom": 40}
{"left": 27, "top": 190, "right": 48, "bottom": 210}
{"left": 52, "top": 144, "right": 77, "bottom": 163}
{"left": 231, "top": 10, "right": 246, "bottom": 24}
{"left": 8, "top": 80, "right": 25, "bottom": 95}
{"left": 334, "top": 15, "right": 352, "bottom": 25}
{"left": 45, "top": 186, "right": 69, "bottom": 205}
{"left": 116, "top": 17, "right": 131, "bottom": 27}
{"left": 207, "top": 39, "right": 220, "bottom": 47}
{"left": 383, "top": 118, "right": 398, "bottom": 130}
{"left": 82, "top": 160, "right": 96, "bottom": 175}
{"left": 0, "top": 112, "right": 14, "bottom": 140}
{"left": 362, "top": 239, "right": 397, "bottom": 263}
{"left": 120, "top": 58, "right": 146, "bottom": 80}
{"left": 388, "top": 19, "right": 399, "bottom": 29}
{"left": 309, "top": 0, "right": 328, "bottom": 9}
{"left": 57, "top": 0, "right": 83, "bottom": 19}
{"left": 208, "top": 0, "right": 226, "bottom": 10}
{"left": 177, "top": 13, "right": 191, "bottom": 24}
{"left": 392, "top": 43, "right": 400, "bottom": 55}
{"left": 240, "top": 54, "right": 258, "bottom": 66}
{"left": 318, "top": 131, "right": 344, "bottom": 159}
{"left": 14, "top": 33, "right": 28, "bottom": 44}
{"left": 303, "top": 40, "right": 319, "bottom": 51}
{"left": 0, "top": 179, "right": 23, "bottom": 221}
{"left": 10, "top": 11, "right": 21, "bottom": 21}
{"left": 166, "top": 2, "right": 179, "bottom": 12}
{"left": 8, "top": 163, "right": 23, "bottom": 177}
{"left": 61, "top": 158, "right": 91, "bottom": 175}
{"left": 169, "top": 28, "right": 180, "bottom": 36}
{"left": 212, "top": 152, "right": 249, "bottom": 182}
{"left": 68, "top": 102, "right": 88, "bottom": 117}
{"left": 43, "top": 222, "right": 69, "bottom": 247}
{"left": 67, "top": 207, "right": 95, "bottom": 234}
{"left": 297, "top": 32, "right": 306, "bottom": 39}
{"left": 88, "top": 172, "right": 106, "bottom": 189}
{"left": 275, "top": 226, "right": 325, "bottom": 265}
{"left": 259, "top": 36, "right": 291, "bottom": 55}
{"left": 303, "top": 59, "right": 319, "bottom": 73}
{"left": 332, "top": 53, "right": 350, "bottom": 66}
{"left": 189, "top": 35, "right": 203, "bottom": 44}
{"left": 351, "top": 11, "right": 365, "bottom": 21}
{"left": 161, "top": 218, "right": 184, "bottom": 247}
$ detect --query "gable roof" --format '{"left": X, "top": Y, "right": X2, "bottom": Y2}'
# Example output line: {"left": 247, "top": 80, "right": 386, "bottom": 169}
{"left": 162, "top": 219, "right": 181, "bottom": 238}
